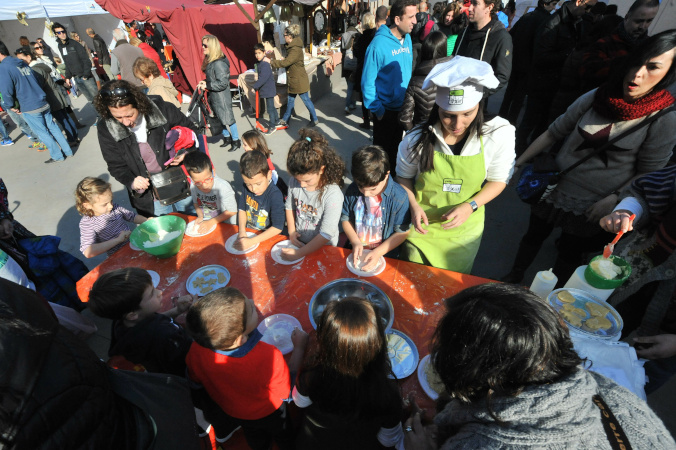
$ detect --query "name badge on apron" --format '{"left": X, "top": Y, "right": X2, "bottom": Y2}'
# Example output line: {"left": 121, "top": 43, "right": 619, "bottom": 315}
{"left": 443, "top": 178, "right": 463, "bottom": 193}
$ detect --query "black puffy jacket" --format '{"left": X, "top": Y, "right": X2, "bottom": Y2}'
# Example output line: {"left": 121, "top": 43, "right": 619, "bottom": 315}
{"left": 91, "top": 33, "right": 111, "bottom": 66}
{"left": 56, "top": 37, "right": 92, "bottom": 79}
{"left": 398, "top": 55, "right": 453, "bottom": 131}
{"left": 454, "top": 17, "right": 513, "bottom": 94}
{"left": 0, "top": 279, "right": 137, "bottom": 450}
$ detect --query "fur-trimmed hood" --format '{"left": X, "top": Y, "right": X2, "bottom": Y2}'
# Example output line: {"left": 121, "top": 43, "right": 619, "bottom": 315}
{"left": 103, "top": 99, "right": 168, "bottom": 142}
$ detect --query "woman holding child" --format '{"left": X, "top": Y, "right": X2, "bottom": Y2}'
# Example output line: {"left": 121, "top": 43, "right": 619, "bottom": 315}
{"left": 396, "top": 57, "right": 515, "bottom": 273}
{"left": 94, "top": 79, "right": 198, "bottom": 218}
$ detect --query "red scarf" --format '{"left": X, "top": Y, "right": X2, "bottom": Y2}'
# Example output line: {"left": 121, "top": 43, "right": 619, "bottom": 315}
{"left": 593, "top": 84, "right": 675, "bottom": 121}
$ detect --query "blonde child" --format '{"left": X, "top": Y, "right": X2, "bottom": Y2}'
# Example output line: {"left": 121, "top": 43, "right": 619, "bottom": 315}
{"left": 241, "top": 129, "right": 288, "bottom": 197}
{"left": 282, "top": 129, "right": 345, "bottom": 261}
{"left": 76, "top": 177, "right": 148, "bottom": 258}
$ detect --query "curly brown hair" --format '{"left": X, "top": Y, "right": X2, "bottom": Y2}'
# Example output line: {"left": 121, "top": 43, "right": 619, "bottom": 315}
{"left": 287, "top": 128, "right": 345, "bottom": 195}
{"left": 93, "top": 80, "right": 154, "bottom": 120}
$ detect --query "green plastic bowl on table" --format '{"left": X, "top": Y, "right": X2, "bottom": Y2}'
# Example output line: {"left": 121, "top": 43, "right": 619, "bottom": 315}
{"left": 129, "top": 215, "right": 186, "bottom": 259}
{"left": 584, "top": 255, "right": 632, "bottom": 289}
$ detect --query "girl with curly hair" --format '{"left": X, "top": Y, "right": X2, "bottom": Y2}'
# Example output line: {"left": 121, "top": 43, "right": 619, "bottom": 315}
{"left": 282, "top": 129, "right": 345, "bottom": 261}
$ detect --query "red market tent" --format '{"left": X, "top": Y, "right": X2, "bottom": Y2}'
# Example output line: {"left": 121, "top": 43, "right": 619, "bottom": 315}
{"left": 96, "top": 0, "right": 258, "bottom": 94}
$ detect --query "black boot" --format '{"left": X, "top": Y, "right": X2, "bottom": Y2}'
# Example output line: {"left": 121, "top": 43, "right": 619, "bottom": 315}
{"left": 220, "top": 135, "right": 232, "bottom": 148}
{"left": 229, "top": 139, "right": 241, "bottom": 153}
{"left": 500, "top": 241, "right": 543, "bottom": 284}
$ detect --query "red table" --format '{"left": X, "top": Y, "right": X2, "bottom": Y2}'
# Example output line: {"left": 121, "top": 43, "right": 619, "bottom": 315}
{"left": 76, "top": 215, "right": 493, "bottom": 446}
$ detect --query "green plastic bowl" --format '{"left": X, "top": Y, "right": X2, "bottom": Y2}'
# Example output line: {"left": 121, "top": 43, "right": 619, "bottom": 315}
{"left": 584, "top": 255, "right": 632, "bottom": 289}
{"left": 130, "top": 215, "right": 186, "bottom": 258}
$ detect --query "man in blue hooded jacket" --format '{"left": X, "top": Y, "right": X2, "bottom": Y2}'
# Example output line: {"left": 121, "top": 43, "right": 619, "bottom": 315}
{"left": 361, "top": 0, "right": 417, "bottom": 175}
{"left": 0, "top": 40, "right": 72, "bottom": 163}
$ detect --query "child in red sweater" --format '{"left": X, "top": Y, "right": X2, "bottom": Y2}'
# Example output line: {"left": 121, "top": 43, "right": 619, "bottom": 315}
{"left": 185, "top": 287, "right": 307, "bottom": 449}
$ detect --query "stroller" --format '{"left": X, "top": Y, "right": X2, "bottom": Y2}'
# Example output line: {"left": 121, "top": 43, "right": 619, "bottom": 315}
{"left": 186, "top": 87, "right": 223, "bottom": 136}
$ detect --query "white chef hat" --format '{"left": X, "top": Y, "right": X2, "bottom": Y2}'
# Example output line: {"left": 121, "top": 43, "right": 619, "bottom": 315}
{"left": 422, "top": 56, "right": 499, "bottom": 112}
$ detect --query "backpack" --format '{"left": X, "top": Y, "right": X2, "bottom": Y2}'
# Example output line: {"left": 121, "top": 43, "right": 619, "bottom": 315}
{"left": 411, "top": 12, "right": 429, "bottom": 40}
{"left": 342, "top": 30, "right": 358, "bottom": 71}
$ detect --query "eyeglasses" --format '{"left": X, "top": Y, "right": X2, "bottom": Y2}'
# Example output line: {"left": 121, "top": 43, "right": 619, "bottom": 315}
{"left": 202, "top": 43, "right": 208, "bottom": 48}
{"left": 193, "top": 176, "right": 214, "bottom": 187}
{"left": 34, "top": 45, "right": 43, "bottom": 49}
{"left": 55, "top": 30, "right": 66, "bottom": 35}
{"left": 101, "top": 86, "right": 130, "bottom": 98}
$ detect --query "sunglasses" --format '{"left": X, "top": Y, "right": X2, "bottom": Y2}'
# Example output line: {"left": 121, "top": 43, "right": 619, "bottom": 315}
{"left": 202, "top": 43, "right": 208, "bottom": 48}
{"left": 34, "top": 45, "right": 43, "bottom": 49}
{"left": 101, "top": 86, "right": 130, "bottom": 98}
{"left": 55, "top": 30, "right": 66, "bottom": 35}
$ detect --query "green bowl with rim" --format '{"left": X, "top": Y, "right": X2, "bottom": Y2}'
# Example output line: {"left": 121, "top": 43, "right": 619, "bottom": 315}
{"left": 584, "top": 255, "right": 631, "bottom": 289}
{"left": 129, "top": 215, "right": 186, "bottom": 258}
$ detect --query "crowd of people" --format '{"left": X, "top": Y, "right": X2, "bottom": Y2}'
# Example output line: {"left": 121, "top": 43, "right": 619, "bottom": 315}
{"left": 2, "top": 0, "right": 676, "bottom": 448}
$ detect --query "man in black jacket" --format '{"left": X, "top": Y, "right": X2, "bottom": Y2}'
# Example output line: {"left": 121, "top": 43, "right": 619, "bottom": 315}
{"left": 515, "top": 0, "right": 596, "bottom": 152}
{"left": 86, "top": 27, "right": 114, "bottom": 81}
{"left": 455, "top": 0, "right": 513, "bottom": 96}
{"left": 498, "top": 0, "right": 557, "bottom": 124}
{"left": 52, "top": 22, "right": 99, "bottom": 103}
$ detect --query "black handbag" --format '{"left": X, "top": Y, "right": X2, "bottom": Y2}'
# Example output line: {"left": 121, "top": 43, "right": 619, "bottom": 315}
{"left": 517, "top": 106, "right": 675, "bottom": 205}
{"left": 148, "top": 166, "right": 190, "bottom": 206}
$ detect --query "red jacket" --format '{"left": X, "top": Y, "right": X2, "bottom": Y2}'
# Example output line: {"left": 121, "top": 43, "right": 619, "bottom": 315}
{"left": 139, "top": 42, "right": 168, "bottom": 79}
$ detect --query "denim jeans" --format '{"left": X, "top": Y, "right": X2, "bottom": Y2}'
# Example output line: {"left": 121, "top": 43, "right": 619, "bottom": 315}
{"left": 345, "top": 80, "right": 355, "bottom": 108}
{"left": 52, "top": 109, "right": 78, "bottom": 142}
{"left": 6, "top": 108, "right": 36, "bottom": 140}
{"left": 153, "top": 196, "right": 196, "bottom": 216}
{"left": 264, "top": 97, "right": 279, "bottom": 125}
{"left": 74, "top": 75, "right": 99, "bottom": 102}
{"left": 22, "top": 108, "right": 73, "bottom": 161}
{"left": 0, "top": 117, "right": 8, "bottom": 140}
{"left": 221, "top": 123, "right": 240, "bottom": 140}
{"left": 282, "top": 91, "right": 317, "bottom": 122}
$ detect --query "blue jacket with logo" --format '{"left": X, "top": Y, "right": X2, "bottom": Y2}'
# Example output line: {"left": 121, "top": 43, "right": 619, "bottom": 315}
{"left": 361, "top": 25, "right": 413, "bottom": 117}
{"left": 0, "top": 56, "right": 47, "bottom": 112}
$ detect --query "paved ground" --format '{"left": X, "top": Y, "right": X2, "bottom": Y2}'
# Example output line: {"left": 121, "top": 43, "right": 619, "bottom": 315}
{"left": 3, "top": 71, "right": 674, "bottom": 437}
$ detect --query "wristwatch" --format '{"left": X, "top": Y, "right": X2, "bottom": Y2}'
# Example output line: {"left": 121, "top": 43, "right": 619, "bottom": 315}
{"left": 468, "top": 200, "right": 478, "bottom": 212}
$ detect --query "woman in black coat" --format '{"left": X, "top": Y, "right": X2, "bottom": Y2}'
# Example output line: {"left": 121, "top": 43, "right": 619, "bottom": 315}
{"left": 197, "top": 34, "right": 240, "bottom": 151}
{"left": 94, "top": 80, "right": 198, "bottom": 217}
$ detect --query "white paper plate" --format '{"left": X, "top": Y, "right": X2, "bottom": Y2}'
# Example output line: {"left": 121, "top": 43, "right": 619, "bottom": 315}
{"left": 185, "top": 220, "right": 217, "bottom": 237}
{"left": 147, "top": 270, "right": 160, "bottom": 288}
{"left": 346, "top": 249, "right": 386, "bottom": 277}
{"left": 186, "top": 265, "right": 230, "bottom": 296}
{"left": 225, "top": 232, "right": 259, "bottom": 255}
{"left": 417, "top": 354, "right": 444, "bottom": 400}
{"left": 257, "top": 313, "right": 302, "bottom": 355}
{"left": 271, "top": 240, "right": 305, "bottom": 265}
{"left": 387, "top": 329, "right": 418, "bottom": 379}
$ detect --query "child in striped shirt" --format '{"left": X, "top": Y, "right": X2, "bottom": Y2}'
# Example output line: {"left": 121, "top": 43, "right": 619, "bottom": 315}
{"left": 76, "top": 177, "right": 148, "bottom": 258}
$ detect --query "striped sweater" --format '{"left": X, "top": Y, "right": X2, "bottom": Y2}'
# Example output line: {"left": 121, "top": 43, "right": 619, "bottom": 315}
{"left": 79, "top": 204, "right": 136, "bottom": 257}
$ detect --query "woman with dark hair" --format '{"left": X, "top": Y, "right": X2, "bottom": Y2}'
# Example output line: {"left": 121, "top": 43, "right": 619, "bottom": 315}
{"left": 438, "top": 3, "right": 467, "bottom": 55}
{"left": 292, "top": 297, "right": 404, "bottom": 449}
{"left": 197, "top": 34, "right": 240, "bottom": 151}
{"left": 399, "top": 31, "right": 453, "bottom": 131}
{"left": 396, "top": 57, "right": 515, "bottom": 272}
{"left": 94, "top": 79, "right": 198, "bottom": 217}
{"left": 503, "top": 29, "right": 676, "bottom": 285}
{"left": 403, "top": 283, "right": 675, "bottom": 449}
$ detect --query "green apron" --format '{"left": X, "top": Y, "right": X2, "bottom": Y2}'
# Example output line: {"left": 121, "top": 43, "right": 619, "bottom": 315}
{"left": 402, "top": 137, "right": 486, "bottom": 273}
